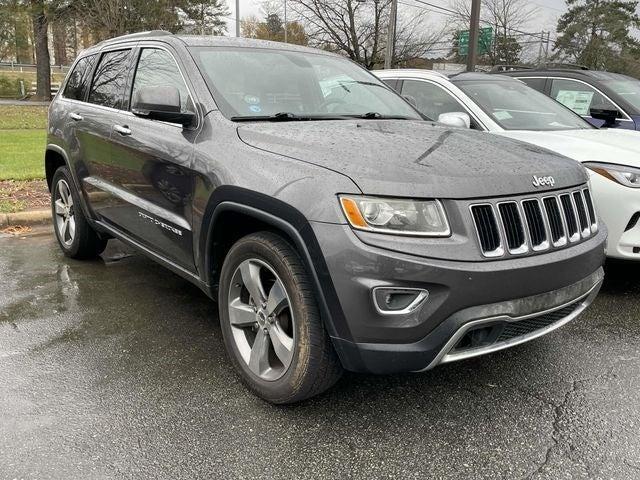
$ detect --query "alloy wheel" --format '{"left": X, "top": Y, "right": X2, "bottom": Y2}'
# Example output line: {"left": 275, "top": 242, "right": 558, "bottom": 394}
{"left": 227, "top": 258, "right": 295, "bottom": 381}
{"left": 54, "top": 179, "right": 76, "bottom": 247}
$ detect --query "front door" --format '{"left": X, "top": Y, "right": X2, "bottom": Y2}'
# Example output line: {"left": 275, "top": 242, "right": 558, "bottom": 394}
{"left": 103, "top": 46, "right": 200, "bottom": 270}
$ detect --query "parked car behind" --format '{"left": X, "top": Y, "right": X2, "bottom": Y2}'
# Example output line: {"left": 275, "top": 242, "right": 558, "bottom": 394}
{"left": 375, "top": 69, "right": 639, "bottom": 260}
{"left": 47, "top": 33, "right": 605, "bottom": 403}
{"left": 495, "top": 66, "right": 640, "bottom": 131}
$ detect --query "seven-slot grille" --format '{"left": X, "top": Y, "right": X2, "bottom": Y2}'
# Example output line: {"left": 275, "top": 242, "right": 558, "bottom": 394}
{"left": 471, "top": 188, "right": 596, "bottom": 258}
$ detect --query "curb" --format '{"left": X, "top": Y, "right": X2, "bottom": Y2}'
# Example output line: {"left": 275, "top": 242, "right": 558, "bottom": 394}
{"left": 0, "top": 209, "right": 51, "bottom": 227}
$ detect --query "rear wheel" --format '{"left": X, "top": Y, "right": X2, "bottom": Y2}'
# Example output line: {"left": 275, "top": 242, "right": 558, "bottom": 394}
{"left": 51, "top": 166, "right": 107, "bottom": 259}
{"left": 219, "top": 232, "right": 342, "bottom": 404}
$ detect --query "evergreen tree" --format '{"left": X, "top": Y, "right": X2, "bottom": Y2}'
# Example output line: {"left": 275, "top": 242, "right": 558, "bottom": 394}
{"left": 554, "top": 0, "right": 640, "bottom": 70}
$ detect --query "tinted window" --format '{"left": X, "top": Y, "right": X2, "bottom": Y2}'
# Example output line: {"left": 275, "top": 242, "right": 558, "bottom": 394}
{"left": 131, "top": 48, "right": 193, "bottom": 113}
{"left": 63, "top": 55, "right": 97, "bottom": 101}
{"left": 550, "top": 79, "right": 618, "bottom": 116}
{"left": 455, "top": 80, "right": 591, "bottom": 131}
{"left": 401, "top": 79, "right": 466, "bottom": 121}
{"left": 88, "top": 49, "right": 132, "bottom": 109}
{"left": 382, "top": 78, "right": 399, "bottom": 91}
{"left": 191, "top": 47, "right": 420, "bottom": 120}
{"left": 519, "top": 77, "right": 546, "bottom": 93}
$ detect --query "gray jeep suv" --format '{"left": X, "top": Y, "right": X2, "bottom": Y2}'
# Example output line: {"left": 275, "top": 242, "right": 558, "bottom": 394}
{"left": 47, "top": 32, "right": 606, "bottom": 403}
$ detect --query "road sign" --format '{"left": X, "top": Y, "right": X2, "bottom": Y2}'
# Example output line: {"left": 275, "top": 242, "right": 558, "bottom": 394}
{"left": 459, "top": 27, "right": 493, "bottom": 56}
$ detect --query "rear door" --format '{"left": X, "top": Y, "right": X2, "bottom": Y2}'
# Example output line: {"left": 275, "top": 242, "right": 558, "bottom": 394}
{"left": 102, "top": 45, "right": 200, "bottom": 270}
{"left": 79, "top": 47, "right": 137, "bottom": 215}
{"left": 548, "top": 78, "right": 634, "bottom": 129}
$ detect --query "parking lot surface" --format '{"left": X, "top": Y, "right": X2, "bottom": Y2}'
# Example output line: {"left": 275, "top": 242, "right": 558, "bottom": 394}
{"left": 1, "top": 231, "right": 639, "bottom": 479}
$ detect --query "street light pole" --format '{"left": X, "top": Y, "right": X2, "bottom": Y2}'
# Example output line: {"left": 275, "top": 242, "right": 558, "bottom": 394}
{"left": 284, "top": 0, "right": 288, "bottom": 43}
{"left": 384, "top": 0, "right": 397, "bottom": 69}
{"left": 236, "top": 0, "right": 241, "bottom": 37}
{"left": 466, "top": 0, "right": 481, "bottom": 72}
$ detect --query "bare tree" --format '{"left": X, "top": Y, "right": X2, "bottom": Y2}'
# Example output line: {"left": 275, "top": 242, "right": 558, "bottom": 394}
{"left": 290, "top": 0, "right": 444, "bottom": 69}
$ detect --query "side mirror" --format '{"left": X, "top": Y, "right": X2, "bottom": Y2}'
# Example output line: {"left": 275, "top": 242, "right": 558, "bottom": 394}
{"left": 438, "top": 112, "right": 471, "bottom": 129}
{"left": 403, "top": 94, "right": 418, "bottom": 108}
{"left": 132, "top": 86, "right": 195, "bottom": 127}
{"left": 589, "top": 105, "right": 619, "bottom": 127}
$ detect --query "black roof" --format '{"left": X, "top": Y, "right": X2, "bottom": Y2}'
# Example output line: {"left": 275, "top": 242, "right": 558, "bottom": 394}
{"left": 449, "top": 72, "right": 522, "bottom": 83}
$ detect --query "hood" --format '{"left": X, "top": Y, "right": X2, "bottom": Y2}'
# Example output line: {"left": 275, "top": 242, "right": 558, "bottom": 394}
{"left": 237, "top": 120, "right": 587, "bottom": 199}
{"left": 497, "top": 128, "right": 640, "bottom": 168}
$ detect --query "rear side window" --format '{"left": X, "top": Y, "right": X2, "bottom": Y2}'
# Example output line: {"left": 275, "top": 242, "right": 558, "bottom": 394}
{"left": 401, "top": 79, "right": 466, "bottom": 121}
{"left": 131, "top": 48, "right": 193, "bottom": 113}
{"left": 519, "top": 77, "right": 546, "bottom": 93}
{"left": 62, "top": 55, "right": 97, "bottom": 101}
{"left": 550, "top": 78, "right": 618, "bottom": 116}
{"left": 382, "top": 79, "right": 399, "bottom": 91}
{"left": 88, "top": 49, "right": 133, "bottom": 109}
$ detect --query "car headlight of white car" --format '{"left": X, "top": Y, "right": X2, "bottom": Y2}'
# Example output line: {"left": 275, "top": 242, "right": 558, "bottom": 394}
{"left": 583, "top": 162, "right": 640, "bottom": 188}
{"left": 339, "top": 195, "right": 450, "bottom": 236}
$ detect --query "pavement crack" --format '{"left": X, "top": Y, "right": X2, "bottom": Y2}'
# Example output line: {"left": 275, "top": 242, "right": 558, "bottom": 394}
{"left": 526, "top": 380, "right": 580, "bottom": 480}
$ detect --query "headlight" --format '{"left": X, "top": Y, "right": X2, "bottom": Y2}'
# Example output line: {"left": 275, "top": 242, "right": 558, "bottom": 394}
{"left": 584, "top": 162, "right": 640, "bottom": 188}
{"left": 339, "top": 195, "right": 450, "bottom": 236}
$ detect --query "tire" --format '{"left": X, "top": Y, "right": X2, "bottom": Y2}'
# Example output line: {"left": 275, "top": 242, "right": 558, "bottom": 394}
{"left": 51, "top": 166, "right": 107, "bottom": 259}
{"left": 219, "top": 231, "right": 343, "bottom": 404}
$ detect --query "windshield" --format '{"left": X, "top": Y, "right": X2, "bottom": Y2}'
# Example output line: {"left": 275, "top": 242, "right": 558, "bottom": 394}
{"left": 607, "top": 76, "right": 640, "bottom": 113}
{"left": 189, "top": 47, "right": 421, "bottom": 120}
{"left": 454, "top": 79, "right": 592, "bottom": 131}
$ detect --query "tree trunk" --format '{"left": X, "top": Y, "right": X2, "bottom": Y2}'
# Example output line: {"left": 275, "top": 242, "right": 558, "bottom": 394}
{"left": 31, "top": 0, "right": 51, "bottom": 101}
{"left": 53, "top": 21, "right": 68, "bottom": 66}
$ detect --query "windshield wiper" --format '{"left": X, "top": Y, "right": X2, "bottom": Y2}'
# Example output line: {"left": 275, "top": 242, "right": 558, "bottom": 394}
{"left": 231, "top": 112, "right": 346, "bottom": 122}
{"left": 341, "top": 112, "right": 414, "bottom": 120}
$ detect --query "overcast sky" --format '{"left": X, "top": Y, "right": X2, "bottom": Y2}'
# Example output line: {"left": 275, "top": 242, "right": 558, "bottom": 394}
{"left": 224, "top": 0, "right": 568, "bottom": 36}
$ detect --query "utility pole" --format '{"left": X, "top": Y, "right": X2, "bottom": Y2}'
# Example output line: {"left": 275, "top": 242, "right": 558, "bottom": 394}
{"left": 384, "top": 0, "right": 398, "bottom": 69}
{"left": 537, "top": 30, "right": 545, "bottom": 65}
{"left": 284, "top": 0, "right": 288, "bottom": 43}
{"left": 466, "top": 0, "right": 481, "bottom": 72}
{"left": 236, "top": 0, "right": 240, "bottom": 37}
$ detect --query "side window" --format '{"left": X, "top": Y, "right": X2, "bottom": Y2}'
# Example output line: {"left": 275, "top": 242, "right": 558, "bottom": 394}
{"left": 519, "top": 77, "right": 546, "bottom": 93}
{"left": 382, "top": 79, "right": 399, "bottom": 91}
{"left": 550, "top": 79, "right": 617, "bottom": 116}
{"left": 131, "top": 48, "right": 193, "bottom": 113}
{"left": 88, "top": 49, "right": 133, "bottom": 109}
{"left": 63, "top": 55, "right": 97, "bottom": 101}
{"left": 401, "top": 79, "right": 467, "bottom": 121}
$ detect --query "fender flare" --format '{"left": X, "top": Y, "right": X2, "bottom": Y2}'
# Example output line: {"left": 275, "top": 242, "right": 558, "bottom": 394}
{"left": 199, "top": 186, "right": 351, "bottom": 340}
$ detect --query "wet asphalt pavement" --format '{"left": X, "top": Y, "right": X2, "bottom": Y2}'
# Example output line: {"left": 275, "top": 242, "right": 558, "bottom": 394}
{"left": 1, "top": 231, "right": 639, "bottom": 480}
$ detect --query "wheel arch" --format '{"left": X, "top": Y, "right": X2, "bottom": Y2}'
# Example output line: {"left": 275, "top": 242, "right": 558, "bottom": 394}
{"left": 45, "top": 144, "right": 70, "bottom": 191}
{"left": 200, "top": 186, "right": 350, "bottom": 340}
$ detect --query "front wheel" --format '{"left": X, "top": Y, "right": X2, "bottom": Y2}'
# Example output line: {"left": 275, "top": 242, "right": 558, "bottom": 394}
{"left": 51, "top": 166, "right": 107, "bottom": 259}
{"left": 218, "top": 232, "right": 342, "bottom": 404}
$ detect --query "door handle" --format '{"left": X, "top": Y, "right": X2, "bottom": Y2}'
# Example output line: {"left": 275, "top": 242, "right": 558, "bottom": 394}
{"left": 114, "top": 124, "right": 131, "bottom": 136}
{"left": 70, "top": 113, "right": 83, "bottom": 121}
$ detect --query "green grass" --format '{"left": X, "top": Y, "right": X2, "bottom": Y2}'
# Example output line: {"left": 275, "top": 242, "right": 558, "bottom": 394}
{"left": 0, "top": 105, "right": 47, "bottom": 180}
{"left": 0, "top": 199, "right": 27, "bottom": 213}
{"left": 0, "top": 105, "right": 48, "bottom": 129}
{"left": 0, "top": 130, "right": 46, "bottom": 180}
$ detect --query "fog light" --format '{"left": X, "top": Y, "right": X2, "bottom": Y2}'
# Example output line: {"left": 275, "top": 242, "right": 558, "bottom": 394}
{"left": 372, "top": 287, "right": 429, "bottom": 315}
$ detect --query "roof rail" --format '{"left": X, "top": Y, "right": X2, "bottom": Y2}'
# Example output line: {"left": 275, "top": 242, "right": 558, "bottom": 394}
{"left": 490, "top": 64, "right": 534, "bottom": 72}
{"left": 538, "top": 62, "right": 589, "bottom": 71}
{"left": 94, "top": 30, "right": 173, "bottom": 47}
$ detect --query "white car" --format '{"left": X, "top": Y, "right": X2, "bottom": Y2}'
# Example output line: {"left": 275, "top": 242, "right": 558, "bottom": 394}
{"left": 375, "top": 69, "right": 640, "bottom": 260}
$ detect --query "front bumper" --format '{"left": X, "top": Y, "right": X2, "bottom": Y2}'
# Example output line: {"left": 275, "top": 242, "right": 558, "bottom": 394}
{"left": 589, "top": 172, "right": 640, "bottom": 260}
{"left": 312, "top": 222, "right": 606, "bottom": 374}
